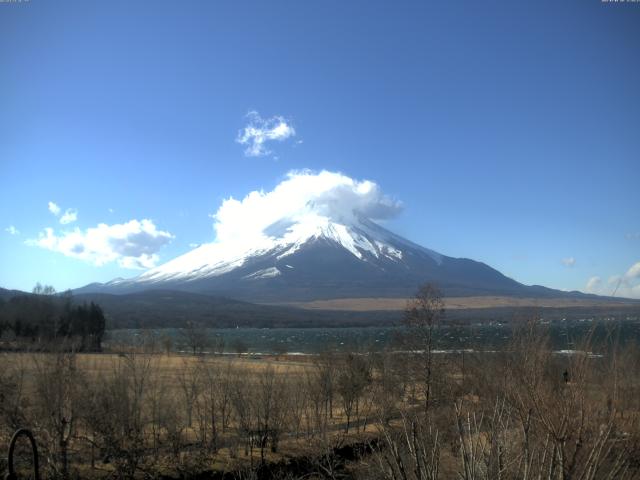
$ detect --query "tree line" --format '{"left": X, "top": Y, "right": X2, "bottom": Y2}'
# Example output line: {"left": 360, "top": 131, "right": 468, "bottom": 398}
{"left": 0, "top": 283, "right": 106, "bottom": 351}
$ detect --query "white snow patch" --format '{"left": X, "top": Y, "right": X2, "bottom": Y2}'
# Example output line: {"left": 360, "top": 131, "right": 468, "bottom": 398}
{"left": 244, "top": 267, "right": 281, "bottom": 280}
{"left": 375, "top": 241, "right": 403, "bottom": 260}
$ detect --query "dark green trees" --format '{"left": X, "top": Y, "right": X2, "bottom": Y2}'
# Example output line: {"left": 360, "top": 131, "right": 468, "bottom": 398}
{"left": 67, "top": 301, "right": 106, "bottom": 351}
{"left": 0, "top": 285, "right": 106, "bottom": 351}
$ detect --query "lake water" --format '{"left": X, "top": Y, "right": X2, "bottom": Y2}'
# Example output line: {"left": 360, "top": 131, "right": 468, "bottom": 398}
{"left": 106, "top": 316, "right": 640, "bottom": 355}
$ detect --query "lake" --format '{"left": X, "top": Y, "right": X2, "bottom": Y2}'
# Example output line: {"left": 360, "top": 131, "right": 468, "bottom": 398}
{"left": 106, "top": 316, "right": 640, "bottom": 355}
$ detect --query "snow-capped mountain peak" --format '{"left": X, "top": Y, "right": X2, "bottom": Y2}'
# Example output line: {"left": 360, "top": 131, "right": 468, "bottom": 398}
{"left": 135, "top": 213, "right": 440, "bottom": 286}
{"left": 78, "top": 210, "right": 532, "bottom": 303}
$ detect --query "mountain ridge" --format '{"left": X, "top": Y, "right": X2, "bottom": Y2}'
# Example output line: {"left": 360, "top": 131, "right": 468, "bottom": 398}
{"left": 73, "top": 213, "right": 626, "bottom": 303}
{"left": 3, "top": 286, "right": 637, "bottom": 331}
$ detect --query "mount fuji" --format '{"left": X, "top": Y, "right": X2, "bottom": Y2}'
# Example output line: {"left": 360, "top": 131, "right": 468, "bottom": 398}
{"left": 76, "top": 212, "right": 589, "bottom": 303}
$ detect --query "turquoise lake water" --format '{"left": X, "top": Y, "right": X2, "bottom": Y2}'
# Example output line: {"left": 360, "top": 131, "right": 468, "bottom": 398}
{"left": 107, "top": 317, "right": 640, "bottom": 355}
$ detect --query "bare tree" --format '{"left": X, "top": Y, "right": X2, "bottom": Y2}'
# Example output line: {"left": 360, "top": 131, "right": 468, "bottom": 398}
{"left": 336, "top": 353, "right": 371, "bottom": 434}
{"left": 305, "top": 368, "right": 329, "bottom": 439}
{"left": 196, "top": 357, "right": 235, "bottom": 452}
{"left": 32, "top": 349, "right": 81, "bottom": 480}
{"left": 373, "top": 411, "right": 441, "bottom": 480}
{"left": 218, "top": 359, "right": 235, "bottom": 434}
{"left": 370, "top": 351, "right": 404, "bottom": 426}
{"left": 178, "top": 358, "right": 201, "bottom": 428}
{"left": 230, "top": 369, "right": 256, "bottom": 461}
{"left": 81, "top": 353, "right": 154, "bottom": 479}
{"left": 314, "top": 350, "right": 338, "bottom": 421}
{"left": 253, "top": 366, "right": 289, "bottom": 462}
{"left": 145, "top": 356, "right": 168, "bottom": 461}
{"left": 462, "top": 320, "right": 640, "bottom": 480}
{"left": 0, "top": 354, "right": 30, "bottom": 440}
{"left": 180, "top": 320, "right": 209, "bottom": 355}
{"left": 286, "top": 376, "right": 308, "bottom": 439}
{"left": 404, "top": 283, "right": 445, "bottom": 416}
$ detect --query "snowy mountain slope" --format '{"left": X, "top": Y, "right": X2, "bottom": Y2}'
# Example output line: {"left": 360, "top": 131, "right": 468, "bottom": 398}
{"left": 134, "top": 214, "right": 439, "bottom": 282}
{"left": 75, "top": 213, "right": 582, "bottom": 302}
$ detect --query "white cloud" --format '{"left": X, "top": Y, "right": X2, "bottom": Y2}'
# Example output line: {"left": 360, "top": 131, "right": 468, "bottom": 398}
{"left": 27, "top": 219, "right": 174, "bottom": 269}
{"left": 561, "top": 257, "right": 576, "bottom": 267}
{"left": 585, "top": 260, "right": 640, "bottom": 299}
{"left": 626, "top": 261, "right": 640, "bottom": 280}
{"left": 211, "top": 170, "right": 402, "bottom": 245}
{"left": 48, "top": 201, "right": 61, "bottom": 216}
{"left": 5, "top": 225, "right": 19, "bottom": 235}
{"left": 59, "top": 208, "right": 78, "bottom": 225}
{"left": 48, "top": 202, "right": 78, "bottom": 224}
{"left": 236, "top": 111, "right": 296, "bottom": 157}
{"left": 585, "top": 276, "right": 602, "bottom": 293}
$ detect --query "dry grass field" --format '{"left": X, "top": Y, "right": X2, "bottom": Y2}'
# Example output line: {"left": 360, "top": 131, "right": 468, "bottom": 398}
{"left": 0, "top": 349, "right": 385, "bottom": 479}
{"left": 272, "top": 296, "right": 640, "bottom": 311}
{"left": 2, "top": 321, "right": 640, "bottom": 479}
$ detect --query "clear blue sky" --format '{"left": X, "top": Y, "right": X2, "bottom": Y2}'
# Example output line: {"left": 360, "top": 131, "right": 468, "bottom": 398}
{"left": 1, "top": 0, "right": 639, "bottom": 297}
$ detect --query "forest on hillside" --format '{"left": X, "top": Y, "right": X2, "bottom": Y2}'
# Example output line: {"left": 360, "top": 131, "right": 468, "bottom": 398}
{"left": 0, "top": 284, "right": 106, "bottom": 352}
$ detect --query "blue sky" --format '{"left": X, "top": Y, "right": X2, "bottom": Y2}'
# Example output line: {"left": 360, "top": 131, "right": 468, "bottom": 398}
{"left": 1, "top": 0, "right": 639, "bottom": 297}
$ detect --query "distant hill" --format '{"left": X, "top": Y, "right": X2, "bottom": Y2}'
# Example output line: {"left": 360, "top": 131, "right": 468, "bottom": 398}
{"left": 2, "top": 287, "right": 397, "bottom": 329}
{"left": 2, "top": 287, "right": 638, "bottom": 330}
{"left": 0, "top": 287, "right": 28, "bottom": 301}
{"left": 72, "top": 290, "right": 399, "bottom": 329}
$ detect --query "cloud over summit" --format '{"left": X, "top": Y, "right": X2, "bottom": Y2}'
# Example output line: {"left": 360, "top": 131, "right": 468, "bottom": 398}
{"left": 211, "top": 170, "right": 402, "bottom": 244}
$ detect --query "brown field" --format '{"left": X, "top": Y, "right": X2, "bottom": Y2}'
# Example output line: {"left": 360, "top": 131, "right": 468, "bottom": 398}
{"left": 270, "top": 295, "right": 639, "bottom": 311}
{"left": 0, "top": 350, "right": 383, "bottom": 479}
{"left": 2, "top": 322, "right": 640, "bottom": 479}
